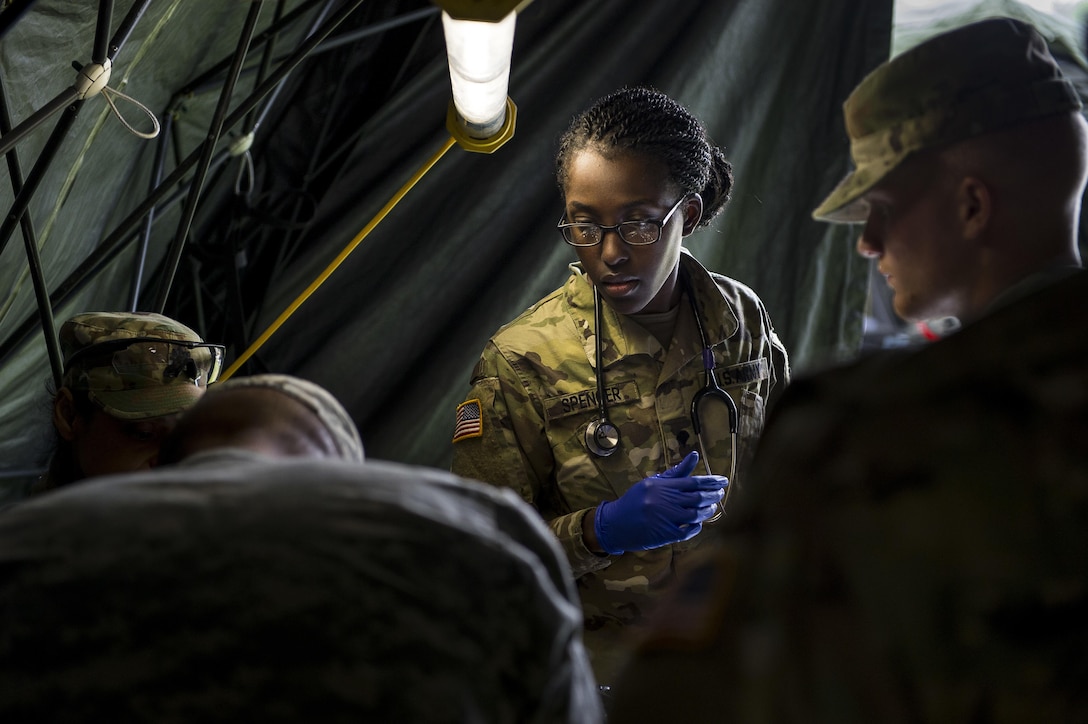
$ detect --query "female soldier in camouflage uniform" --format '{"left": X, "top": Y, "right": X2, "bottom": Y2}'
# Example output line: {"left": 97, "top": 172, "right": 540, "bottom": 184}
{"left": 451, "top": 87, "right": 789, "bottom": 685}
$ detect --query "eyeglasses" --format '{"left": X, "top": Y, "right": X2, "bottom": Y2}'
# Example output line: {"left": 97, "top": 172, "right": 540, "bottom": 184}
{"left": 557, "top": 195, "right": 689, "bottom": 247}
{"left": 64, "top": 337, "right": 226, "bottom": 386}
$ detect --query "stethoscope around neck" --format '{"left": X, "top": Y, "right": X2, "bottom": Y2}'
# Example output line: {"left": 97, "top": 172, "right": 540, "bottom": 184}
{"left": 585, "top": 272, "right": 739, "bottom": 520}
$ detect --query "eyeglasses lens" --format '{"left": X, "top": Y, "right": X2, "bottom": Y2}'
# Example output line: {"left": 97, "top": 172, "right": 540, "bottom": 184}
{"left": 110, "top": 342, "right": 223, "bottom": 385}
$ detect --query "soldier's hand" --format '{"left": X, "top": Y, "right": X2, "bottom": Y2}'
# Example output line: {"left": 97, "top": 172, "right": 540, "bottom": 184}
{"left": 593, "top": 451, "right": 726, "bottom": 555}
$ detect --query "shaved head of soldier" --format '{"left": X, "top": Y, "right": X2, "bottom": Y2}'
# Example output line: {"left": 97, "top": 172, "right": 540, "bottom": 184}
{"left": 159, "top": 374, "right": 364, "bottom": 464}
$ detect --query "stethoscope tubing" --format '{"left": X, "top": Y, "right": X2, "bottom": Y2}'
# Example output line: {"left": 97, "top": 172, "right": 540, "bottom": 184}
{"left": 585, "top": 271, "right": 739, "bottom": 519}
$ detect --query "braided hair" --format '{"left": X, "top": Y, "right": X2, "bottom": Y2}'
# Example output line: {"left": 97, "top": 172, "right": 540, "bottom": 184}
{"left": 555, "top": 86, "right": 734, "bottom": 227}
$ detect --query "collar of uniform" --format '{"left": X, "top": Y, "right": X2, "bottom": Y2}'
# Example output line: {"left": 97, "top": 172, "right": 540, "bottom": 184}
{"left": 678, "top": 250, "right": 740, "bottom": 347}
{"left": 565, "top": 262, "right": 634, "bottom": 370}
{"left": 984, "top": 263, "right": 1084, "bottom": 319}
{"left": 177, "top": 447, "right": 277, "bottom": 469}
{"left": 563, "top": 251, "right": 740, "bottom": 371}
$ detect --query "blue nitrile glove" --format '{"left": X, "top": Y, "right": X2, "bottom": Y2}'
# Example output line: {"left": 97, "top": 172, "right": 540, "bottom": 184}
{"left": 593, "top": 451, "right": 727, "bottom": 555}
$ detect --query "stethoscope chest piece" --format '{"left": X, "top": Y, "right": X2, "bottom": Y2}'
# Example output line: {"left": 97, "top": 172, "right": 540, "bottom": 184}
{"left": 585, "top": 417, "right": 620, "bottom": 457}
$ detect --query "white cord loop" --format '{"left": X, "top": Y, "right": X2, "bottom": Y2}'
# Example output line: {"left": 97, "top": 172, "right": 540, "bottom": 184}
{"left": 234, "top": 149, "right": 255, "bottom": 197}
{"left": 228, "top": 132, "right": 256, "bottom": 197}
{"left": 73, "top": 58, "right": 161, "bottom": 139}
{"left": 228, "top": 132, "right": 254, "bottom": 156}
{"left": 100, "top": 86, "right": 160, "bottom": 139}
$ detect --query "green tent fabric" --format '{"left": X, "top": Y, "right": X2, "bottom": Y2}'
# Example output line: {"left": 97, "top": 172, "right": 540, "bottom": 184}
{"left": 0, "top": 0, "right": 893, "bottom": 496}
{"left": 223, "top": 0, "right": 892, "bottom": 470}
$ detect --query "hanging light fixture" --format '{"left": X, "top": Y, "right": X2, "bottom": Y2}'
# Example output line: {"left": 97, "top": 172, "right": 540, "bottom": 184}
{"left": 434, "top": 0, "right": 527, "bottom": 153}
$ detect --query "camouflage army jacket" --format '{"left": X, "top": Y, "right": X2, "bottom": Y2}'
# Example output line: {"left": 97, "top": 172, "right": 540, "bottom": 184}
{"left": 608, "top": 268, "right": 1088, "bottom": 722}
{"left": 452, "top": 251, "right": 789, "bottom": 682}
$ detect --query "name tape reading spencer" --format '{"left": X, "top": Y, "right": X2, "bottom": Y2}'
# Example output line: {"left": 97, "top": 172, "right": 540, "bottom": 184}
{"left": 561, "top": 387, "right": 622, "bottom": 414}
{"left": 544, "top": 381, "right": 640, "bottom": 421}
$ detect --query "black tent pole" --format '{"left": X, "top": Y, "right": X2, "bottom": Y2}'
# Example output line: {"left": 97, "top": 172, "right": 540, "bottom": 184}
{"left": 249, "top": 0, "right": 339, "bottom": 132}
{"left": 0, "top": 87, "right": 80, "bottom": 167}
{"left": 0, "top": 101, "right": 85, "bottom": 283}
{"left": 244, "top": 0, "right": 289, "bottom": 132}
{"left": 263, "top": 0, "right": 343, "bottom": 296}
{"left": 177, "top": 0, "right": 328, "bottom": 98}
{"left": 305, "top": 5, "right": 438, "bottom": 54}
{"left": 0, "top": 143, "right": 231, "bottom": 367}
{"left": 121, "top": 0, "right": 370, "bottom": 292}
{"left": 112, "top": 0, "right": 175, "bottom": 310}
{"left": 219, "top": 0, "right": 298, "bottom": 356}
{"left": 128, "top": 111, "right": 173, "bottom": 311}
{"left": 151, "top": 0, "right": 266, "bottom": 313}
{"left": 0, "top": 0, "right": 152, "bottom": 384}
{"left": 0, "top": 77, "right": 64, "bottom": 388}
{"left": 0, "top": 99, "right": 85, "bottom": 383}
{"left": 180, "top": 4, "right": 438, "bottom": 102}
{"left": 107, "top": 0, "right": 153, "bottom": 62}
{"left": 0, "top": 0, "right": 39, "bottom": 41}
{"left": 91, "top": 0, "right": 114, "bottom": 63}
{"left": 0, "top": 0, "right": 369, "bottom": 363}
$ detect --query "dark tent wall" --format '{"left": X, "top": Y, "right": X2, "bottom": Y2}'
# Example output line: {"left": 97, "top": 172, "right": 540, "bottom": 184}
{"left": 0, "top": 0, "right": 893, "bottom": 491}
{"left": 238, "top": 0, "right": 892, "bottom": 468}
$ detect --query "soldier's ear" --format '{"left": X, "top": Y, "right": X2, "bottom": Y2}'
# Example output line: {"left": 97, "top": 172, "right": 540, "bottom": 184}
{"left": 958, "top": 176, "right": 991, "bottom": 240}
{"left": 681, "top": 194, "right": 703, "bottom": 236}
{"left": 53, "top": 388, "right": 79, "bottom": 441}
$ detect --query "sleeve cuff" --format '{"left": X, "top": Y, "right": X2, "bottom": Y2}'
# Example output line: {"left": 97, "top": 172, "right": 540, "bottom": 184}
{"left": 552, "top": 508, "right": 613, "bottom": 578}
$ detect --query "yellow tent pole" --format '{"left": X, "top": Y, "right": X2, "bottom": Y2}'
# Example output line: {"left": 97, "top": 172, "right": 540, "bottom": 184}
{"left": 220, "top": 134, "right": 458, "bottom": 381}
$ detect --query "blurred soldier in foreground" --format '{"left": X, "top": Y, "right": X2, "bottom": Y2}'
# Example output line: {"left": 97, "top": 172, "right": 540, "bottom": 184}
{"left": 610, "top": 17, "right": 1088, "bottom": 723}
{"left": 34, "top": 311, "right": 223, "bottom": 494}
{"left": 1, "top": 374, "right": 602, "bottom": 724}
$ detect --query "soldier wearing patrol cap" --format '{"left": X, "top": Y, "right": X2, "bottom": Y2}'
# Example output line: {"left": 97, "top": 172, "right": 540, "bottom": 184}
{"left": 35, "top": 311, "right": 224, "bottom": 493}
{"left": 812, "top": 13, "right": 1086, "bottom": 323}
{"left": 609, "top": 17, "right": 1088, "bottom": 723}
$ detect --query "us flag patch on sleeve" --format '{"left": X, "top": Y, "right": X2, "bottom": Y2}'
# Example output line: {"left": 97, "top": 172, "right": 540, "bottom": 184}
{"left": 452, "top": 399, "right": 483, "bottom": 443}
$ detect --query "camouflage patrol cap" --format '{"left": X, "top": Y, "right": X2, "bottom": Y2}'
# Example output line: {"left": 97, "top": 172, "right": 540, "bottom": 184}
{"left": 60, "top": 311, "right": 214, "bottom": 421}
{"left": 812, "top": 17, "right": 1083, "bottom": 223}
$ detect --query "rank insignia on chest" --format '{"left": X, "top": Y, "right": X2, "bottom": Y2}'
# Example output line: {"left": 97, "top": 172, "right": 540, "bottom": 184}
{"left": 452, "top": 399, "right": 483, "bottom": 443}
